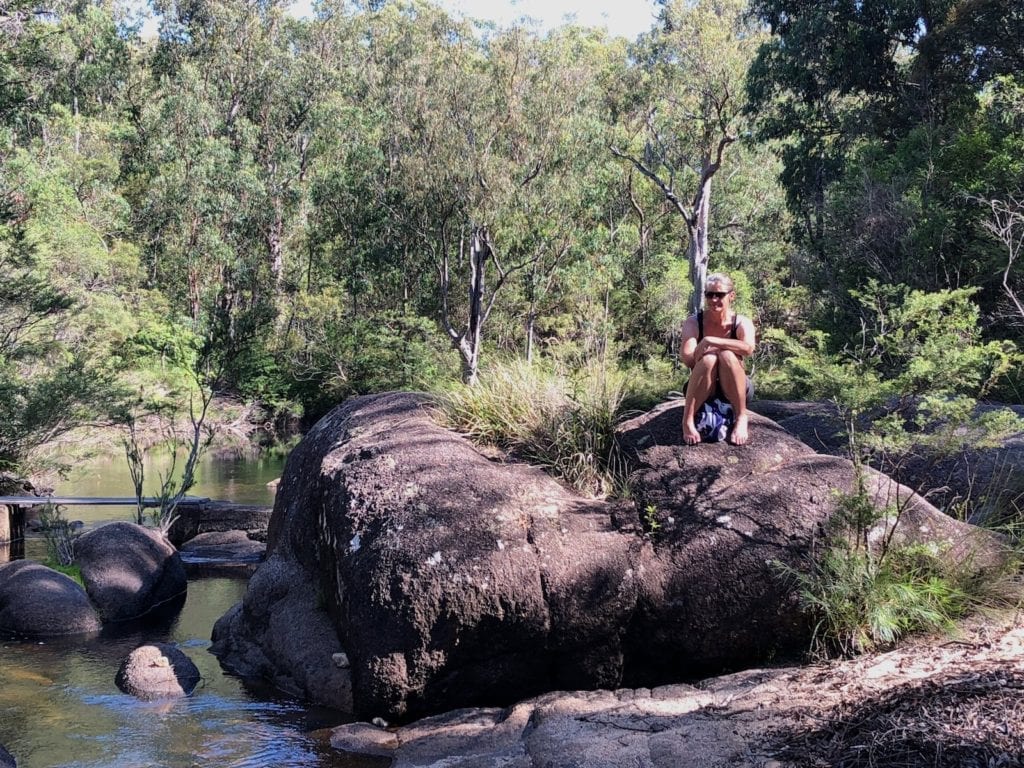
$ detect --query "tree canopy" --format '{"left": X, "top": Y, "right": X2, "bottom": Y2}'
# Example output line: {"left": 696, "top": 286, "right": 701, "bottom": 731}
{"left": 0, "top": 0, "right": 1021, "bottom": 473}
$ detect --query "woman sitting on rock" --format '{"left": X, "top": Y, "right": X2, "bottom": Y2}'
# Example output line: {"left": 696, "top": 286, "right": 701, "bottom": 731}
{"left": 678, "top": 273, "right": 756, "bottom": 445}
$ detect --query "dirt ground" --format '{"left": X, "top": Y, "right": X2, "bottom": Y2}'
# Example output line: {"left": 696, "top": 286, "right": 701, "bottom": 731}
{"left": 729, "top": 610, "right": 1024, "bottom": 767}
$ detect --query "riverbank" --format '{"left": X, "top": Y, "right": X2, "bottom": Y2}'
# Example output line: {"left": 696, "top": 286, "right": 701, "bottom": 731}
{"left": 30, "top": 397, "right": 297, "bottom": 491}
{"left": 328, "top": 609, "right": 1024, "bottom": 767}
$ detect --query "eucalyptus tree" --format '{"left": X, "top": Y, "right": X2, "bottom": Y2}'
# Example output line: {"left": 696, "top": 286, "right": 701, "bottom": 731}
{"left": 277, "top": 1, "right": 452, "bottom": 409}
{"left": 473, "top": 26, "right": 625, "bottom": 368}
{"left": 0, "top": 208, "right": 123, "bottom": 474}
{"left": 137, "top": 0, "right": 331, "bottom": 396}
{"left": 610, "top": 0, "right": 766, "bottom": 314}
{"left": 745, "top": 0, "right": 1024, "bottom": 326}
{"left": 343, "top": 2, "right": 618, "bottom": 384}
{"left": 0, "top": 1, "right": 130, "bottom": 474}
{"left": 355, "top": 1, "right": 502, "bottom": 384}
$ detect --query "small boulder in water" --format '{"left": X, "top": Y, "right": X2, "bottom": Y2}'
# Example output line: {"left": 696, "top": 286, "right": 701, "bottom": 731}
{"left": 76, "top": 522, "right": 187, "bottom": 622}
{"left": 115, "top": 643, "right": 200, "bottom": 700}
{"left": 0, "top": 561, "right": 101, "bottom": 637}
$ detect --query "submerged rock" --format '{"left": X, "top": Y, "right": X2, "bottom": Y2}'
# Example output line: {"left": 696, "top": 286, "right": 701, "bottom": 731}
{"left": 211, "top": 392, "right": 1005, "bottom": 721}
{"left": 166, "top": 502, "right": 272, "bottom": 548}
{"left": 115, "top": 643, "right": 200, "bottom": 700}
{"left": 178, "top": 530, "right": 265, "bottom": 564}
{"left": 0, "top": 561, "right": 101, "bottom": 637}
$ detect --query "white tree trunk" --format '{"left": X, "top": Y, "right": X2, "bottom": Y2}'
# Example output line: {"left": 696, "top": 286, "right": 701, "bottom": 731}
{"left": 459, "top": 227, "right": 489, "bottom": 385}
{"left": 687, "top": 172, "right": 713, "bottom": 315}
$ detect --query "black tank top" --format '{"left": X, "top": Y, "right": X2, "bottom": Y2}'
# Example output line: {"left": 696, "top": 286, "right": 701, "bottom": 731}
{"left": 696, "top": 311, "right": 738, "bottom": 341}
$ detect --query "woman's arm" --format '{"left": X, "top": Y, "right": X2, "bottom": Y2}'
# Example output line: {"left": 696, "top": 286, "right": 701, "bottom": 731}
{"left": 697, "top": 315, "right": 756, "bottom": 358}
{"left": 679, "top": 315, "right": 700, "bottom": 369}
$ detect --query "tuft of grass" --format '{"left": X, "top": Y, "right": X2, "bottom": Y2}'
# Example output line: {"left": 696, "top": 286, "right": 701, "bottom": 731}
{"left": 775, "top": 471, "right": 1024, "bottom": 657}
{"left": 779, "top": 533, "right": 1022, "bottom": 657}
{"left": 437, "top": 360, "right": 632, "bottom": 496}
{"left": 47, "top": 562, "right": 85, "bottom": 588}
{"left": 784, "top": 545, "right": 958, "bottom": 655}
{"left": 39, "top": 504, "right": 78, "bottom": 567}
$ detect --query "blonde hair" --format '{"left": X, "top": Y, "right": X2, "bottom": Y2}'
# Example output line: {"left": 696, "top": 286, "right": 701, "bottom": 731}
{"left": 706, "top": 273, "right": 735, "bottom": 293}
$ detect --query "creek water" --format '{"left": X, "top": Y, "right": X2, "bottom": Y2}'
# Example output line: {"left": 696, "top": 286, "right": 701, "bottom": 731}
{"left": 0, "top": 452, "right": 364, "bottom": 768}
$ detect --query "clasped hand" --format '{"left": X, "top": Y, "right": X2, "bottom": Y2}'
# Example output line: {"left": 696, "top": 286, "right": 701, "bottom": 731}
{"left": 695, "top": 338, "right": 721, "bottom": 358}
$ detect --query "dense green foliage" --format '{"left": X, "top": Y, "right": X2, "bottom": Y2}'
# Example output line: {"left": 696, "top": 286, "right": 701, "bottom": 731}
{"left": 746, "top": 0, "right": 1024, "bottom": 345}
{"left": 0, "top": 0, "right": 1021, "bottom": 477}
{"left": 770, "top": 286, "right": 1023, "bottom": 655}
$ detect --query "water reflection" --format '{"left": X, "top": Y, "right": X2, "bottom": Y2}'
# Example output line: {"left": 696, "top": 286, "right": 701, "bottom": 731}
{"left": 43, "top": 452, "right": 285, "bottom": 528}
{"left": 0, "top": 576, "right": 355, "bottom": 768}
{"left": 0, "top": 452, "right": 364, "bottom": 768}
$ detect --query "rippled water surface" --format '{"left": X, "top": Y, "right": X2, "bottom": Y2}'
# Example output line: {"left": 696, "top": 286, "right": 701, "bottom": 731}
{"left": 0, "top": 575, "right": 358, "bottom": 768}
{"left": 0, "top": 454, "right": 366, "bottom": 768}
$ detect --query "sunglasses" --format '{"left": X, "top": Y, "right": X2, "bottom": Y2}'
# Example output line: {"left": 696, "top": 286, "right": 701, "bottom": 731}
{"left": 704, "top": 290, "right": 730, "bottom": 299}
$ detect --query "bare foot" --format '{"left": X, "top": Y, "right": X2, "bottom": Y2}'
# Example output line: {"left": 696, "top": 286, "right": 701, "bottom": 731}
{"left": 683, "top": 421, "right": 701, "bottom": 445}
{"left": 728, "top": 413, "right": 749, "bottom": 445}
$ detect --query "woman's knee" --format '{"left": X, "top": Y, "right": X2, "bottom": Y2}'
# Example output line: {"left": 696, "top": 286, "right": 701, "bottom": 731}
{"left": 696, "top": 352, "right": 720, "bottom": 372}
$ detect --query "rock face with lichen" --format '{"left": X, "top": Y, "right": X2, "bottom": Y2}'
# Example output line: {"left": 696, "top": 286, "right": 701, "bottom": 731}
{"left": 210, "top": 392, "right": 1004, "bottom": 721}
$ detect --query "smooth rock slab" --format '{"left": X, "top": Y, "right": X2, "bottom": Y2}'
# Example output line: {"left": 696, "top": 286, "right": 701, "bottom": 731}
{"left": 115, "top": 643, "right": 200, "bottom": 700}
{"left": 179, "top": 530, "right": 265, "bottom": 564}
{"left": 166, "top": 502, "right": 272, "bottom": 548}
{"left": 330, "top": 684, "right": 753, "bottom": 768}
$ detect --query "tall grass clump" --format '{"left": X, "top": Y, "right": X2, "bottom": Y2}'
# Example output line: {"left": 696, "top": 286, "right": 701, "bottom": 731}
{"left": 778, "top": 477, "right": 1007, "bottom": 656}
{"left": 438, "top": 359, "right": 631, "bottom": 496}
{"left": 39, "top": 502, "right": 78, "bottom": 567}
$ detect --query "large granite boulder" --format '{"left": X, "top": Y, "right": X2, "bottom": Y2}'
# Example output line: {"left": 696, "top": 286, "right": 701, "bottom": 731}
{"left": 75, "top": 522, "right": 187, "bottom": 622}
{"left": 0, "top": 561, "right": 101, "bottom": 637}
{"left": 615, "top": 400, "right": 1002, "bottom": 678}
{"left": 751, "top": 399, "right": 1024, "bottom": 524}
{"left": 115, "top": 643, "right": 201, "bottom": 700}
{"left": 211, "top": 392, "right": 1003, "bottom": 722}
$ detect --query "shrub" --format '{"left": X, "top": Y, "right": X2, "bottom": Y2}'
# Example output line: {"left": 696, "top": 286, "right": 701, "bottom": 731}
{"left": 768, "top": 283, "right": 1024, "bottom": 654}
{"left": 780, "top": 476, "right": 1019, "bottom": 656}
